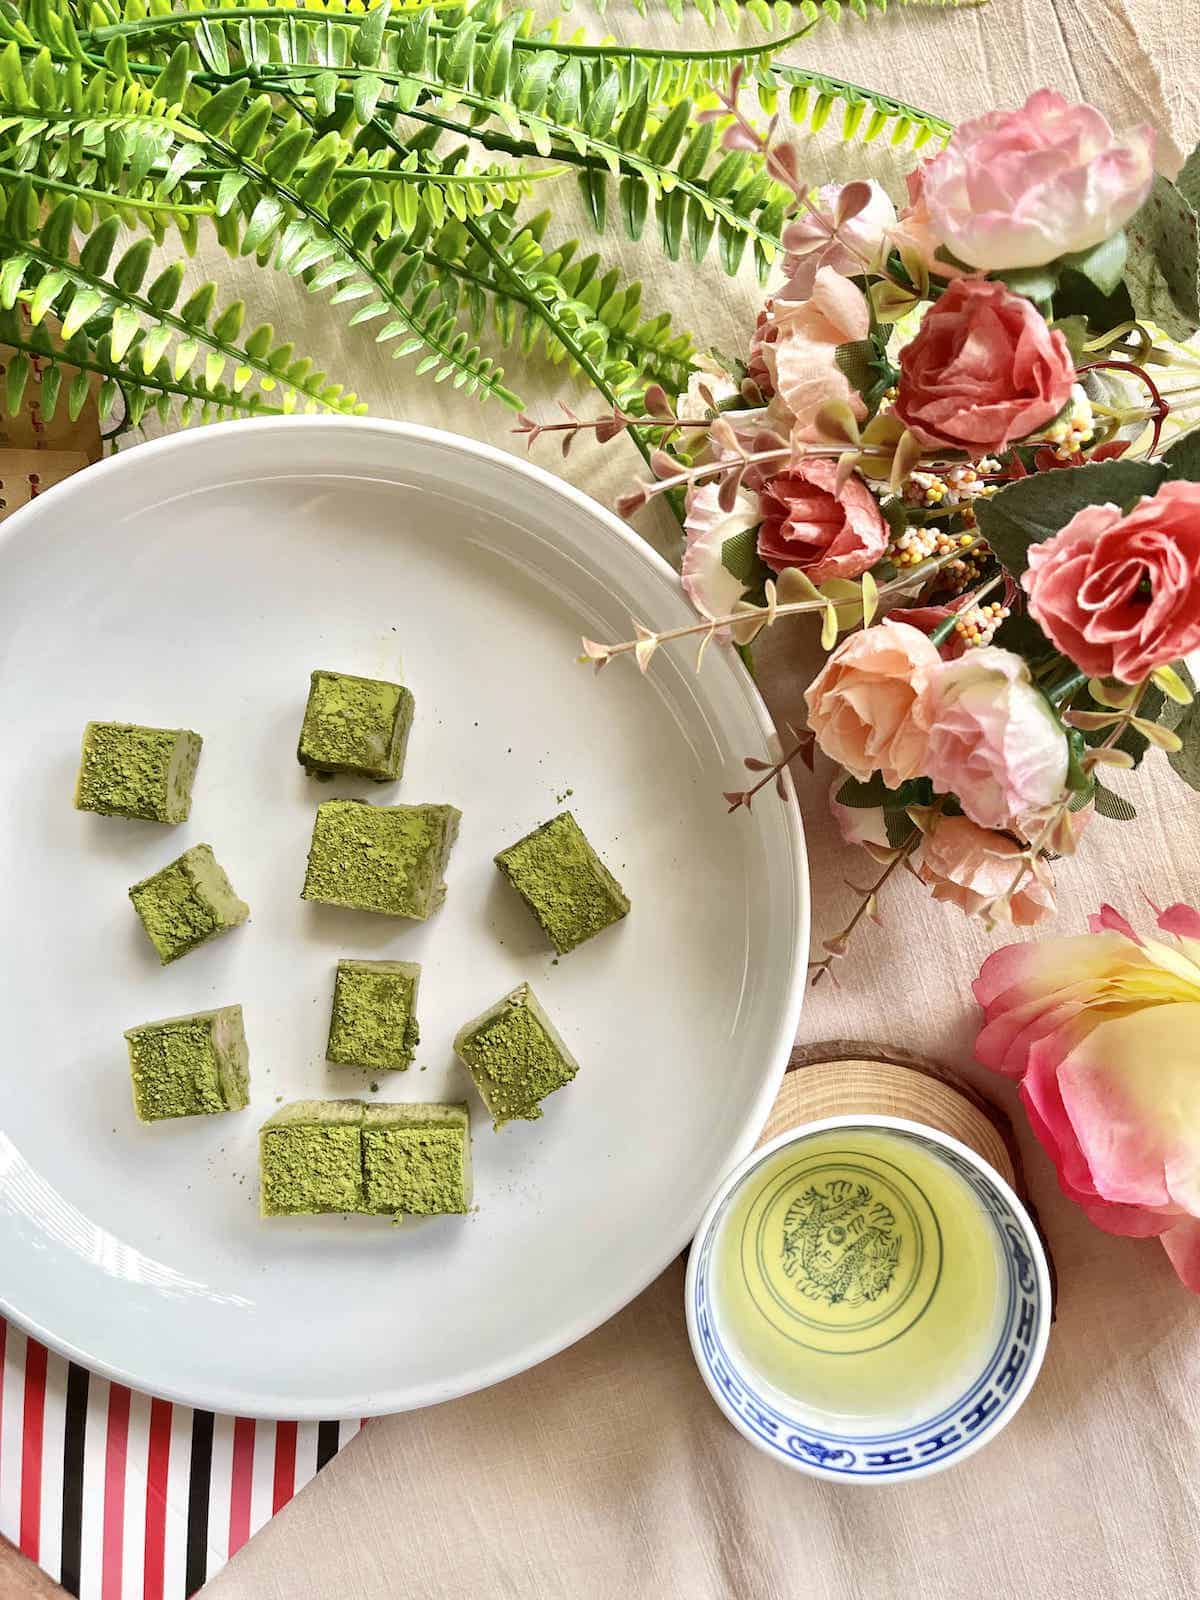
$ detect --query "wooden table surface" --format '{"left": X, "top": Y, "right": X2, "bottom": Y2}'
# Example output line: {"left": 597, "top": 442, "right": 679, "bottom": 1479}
{"left": 122, "top": 5, "right": 1200, "bottom": 1596}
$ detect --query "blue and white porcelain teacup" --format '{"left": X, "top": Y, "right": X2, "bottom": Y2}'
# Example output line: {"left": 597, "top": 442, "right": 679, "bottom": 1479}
{"left": 685, "top": 1114, "right": 1051, "bottom": 1483}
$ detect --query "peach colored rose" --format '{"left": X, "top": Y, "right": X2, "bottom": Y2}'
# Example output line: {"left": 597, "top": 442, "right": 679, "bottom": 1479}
{"left": 804, "top": 620, "right": 940, "bottom": 786}
{"left": 778, "top": 181, "right": 897, "bottom": 300}
{"left": 828, "top": 775, "right": 894, "bottom": 864}
{"left": 895, "top": 278, "right": 1075, "bottom": 454}
{"left": 922, "top": 89, "right": 1154, "bottom": 271}
{"left": 752, "top": 267, "right": 871, "bottom": 437}
{"left": 756, "top": 459, "right": 888, "bottom": 583}
{"left": 1021, "top": 482, "right": 1200, "bottom": 683}
{"left": 974, "top": 902, "right": 1200, "bottom": 1291}
{"left": 920, "top": 646, "right": 1069, "bottom": 831}
{"left": 919, "top": 815, "right": 1056, "bottom": 925}
{"left": 681, "top": 479, "right": 762, "bottom": 633}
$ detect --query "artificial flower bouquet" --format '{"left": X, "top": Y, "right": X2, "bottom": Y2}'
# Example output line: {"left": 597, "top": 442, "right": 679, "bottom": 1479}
{"left": 525, "top": 78, "right": 1200, "bottom": 984}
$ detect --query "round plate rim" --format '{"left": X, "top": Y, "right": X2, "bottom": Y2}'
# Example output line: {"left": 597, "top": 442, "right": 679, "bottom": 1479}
{"left": 0, "top": 415, "right": 809, "bottom": 1418}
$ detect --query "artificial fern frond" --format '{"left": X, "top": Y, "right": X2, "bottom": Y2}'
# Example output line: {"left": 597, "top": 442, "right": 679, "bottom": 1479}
{"left": 763, "top": 63, "right": 952, "bottom": 148}
{"left": 0, "top": 199, "right": 363, "bottom": 413}
{"left": 0, "top": 0, "right": 964, "bottom": 443}
{"left": 0, "top": 303, "right": 301, "bottom": 427}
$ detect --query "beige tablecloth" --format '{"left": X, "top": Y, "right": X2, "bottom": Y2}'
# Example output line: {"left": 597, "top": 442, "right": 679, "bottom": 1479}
{"left": 203, "top": 7, "right": 1200, "bottom": 1596}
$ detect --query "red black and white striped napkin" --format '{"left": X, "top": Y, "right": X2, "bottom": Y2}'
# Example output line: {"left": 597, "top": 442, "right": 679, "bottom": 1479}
{"left": 0, "top": 1319, "right": 359, "bottom": 1597}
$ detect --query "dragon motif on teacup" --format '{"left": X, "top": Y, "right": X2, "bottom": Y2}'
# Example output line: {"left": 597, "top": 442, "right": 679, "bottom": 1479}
{"left": 781, "top": 1180, "right": 902, "bottom": 1307}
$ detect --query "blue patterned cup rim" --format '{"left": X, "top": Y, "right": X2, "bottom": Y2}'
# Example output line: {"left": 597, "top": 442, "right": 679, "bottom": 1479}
{"left": 684, "top": 1113, "right": 1051, "bottom": 1484}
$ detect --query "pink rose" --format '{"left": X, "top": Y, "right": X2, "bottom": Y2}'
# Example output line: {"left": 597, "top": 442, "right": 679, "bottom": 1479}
{"left": 922, "top": 88, "right": 1155, "bottom": 271}
{"left": 752, "top": 267, "right": 871, "bottom": 437}
{"left": 1022, "top": 482, "right": 1200, "bottom": 683}
{"left": 778, "top": 181, "right": 897, "bottom": 301}
{"left": 887, "top": 165, "right": 965, "bottom": 281}
{"left": 921, "top": 646, "right": 1068, "bottom": 830}
{"left": 895, "top": 278, "right": 1075, "bottom": 454}
{"left": 804, "top": 620, "right": 940, "bottom": 787}
{"left": 756, "top": 459, "right": 888, "bottom": 583}
{"left": 974, "top": 902, "right": 1200, "bottom": 1292}
{"left": 829, "top": 775, "right": 894, "bottom": 864}
{"left": 919, "top": 815, "right": 1056, "bottom": 925}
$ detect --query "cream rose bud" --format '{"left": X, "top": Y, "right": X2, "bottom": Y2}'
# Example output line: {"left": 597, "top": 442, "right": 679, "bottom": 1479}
{"left": 921, "top": 88, "right": 1155, "bottom": 272}
{"left": 920, "top": 647, "right": 1068, "bottom": 831}
{"left": 803, "top": 620, "right": 941, "bottom": 789}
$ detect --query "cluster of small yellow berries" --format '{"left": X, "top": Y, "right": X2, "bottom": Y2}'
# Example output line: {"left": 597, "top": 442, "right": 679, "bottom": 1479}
{"left": 891, "top": 526, "right": 978, "bottom": 568}
{"left": 953, "top": 601, "right": 1010, "bottom": 648}
{"left": 1039, "top": 388, "right": 1095, "bottom": 459}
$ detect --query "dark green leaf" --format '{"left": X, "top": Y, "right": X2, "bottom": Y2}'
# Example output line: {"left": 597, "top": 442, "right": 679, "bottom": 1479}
{"left": 883, "top": 808, "right": 913, "bottom": 849}
{"left": 976, "top": 460, "right": 1166, "bottom": 578}
{"left": 1163, "top": 427, "right": 1200, "bottom": 483}
{"left": 835, "top": 773, "right": 893, "bottom": 808}
{"left": 1092, "top": 781, "right": 1137, "bottom": 821}
{"left": 1060, "top": 231, "right": 1127, "bottom": 297}
{"left": 1168, "top": 696, "right": 1200, "bottom": 791}
{"left": 720, "top": 527, "right": 766, "bottom": 584}
{"left": 994, "top": 263, "right": 1058, "bottom": 305}
{"left": 1124, "top": 174, "right": 1200, "bottom": 341}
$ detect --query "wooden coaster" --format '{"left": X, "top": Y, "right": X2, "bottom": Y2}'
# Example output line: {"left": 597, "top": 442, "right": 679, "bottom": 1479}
{"left": 758, "top": 1040, "right": 1020, "bottom": 1194}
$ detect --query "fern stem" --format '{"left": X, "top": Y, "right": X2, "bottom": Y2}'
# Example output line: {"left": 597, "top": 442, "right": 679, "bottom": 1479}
{"left": 0, "top": 165, "right": 215, "bottom": 216}
{"left": 457, "top": 208, "right": 655, "bottom": 472}
{"left": 362, "top": 104, "right": 659, "bottom": 467}
{"left": 293, "top": 75, "right": 786, "bottom": 254}
{"left": 81, "top": 8, "right": 813, "bottom": 64}
{"left": 0, "top": 322, "right": 278, "bottom": 415}
{"left": 203, "top": 125, "right": 520, "bottom": 406}
{"left": 5, "top": 235, "right": 338, "bottom": 410}
{"left": 83, "top": 2, "right": 452, "bottom": 42}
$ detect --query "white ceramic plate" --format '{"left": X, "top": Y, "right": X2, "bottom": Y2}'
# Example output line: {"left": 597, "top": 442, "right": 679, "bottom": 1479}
{"left": 0, "top": 418, "right": 807, "bottom": 1418}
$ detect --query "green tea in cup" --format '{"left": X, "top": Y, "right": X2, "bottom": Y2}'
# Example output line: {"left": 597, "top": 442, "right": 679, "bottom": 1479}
{"left": 713, "top": 1125, "right": 1007, "bottom": 1422}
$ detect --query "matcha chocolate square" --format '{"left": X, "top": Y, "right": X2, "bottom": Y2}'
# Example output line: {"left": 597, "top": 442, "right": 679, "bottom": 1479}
{"left": 327, "top": 959, "right": 420, "bottom": 1071}
{"left": 362, "top": 1103, "right": 471, "bottom": 1215}
{"left": 124, "top": 1005, "right": 249, "bottom": 1122}
{"left": 302, "top": 799, "right": 461, "bottom": 920}
{"left": 129, "top": 843, "right": 249, "bottom": 965}
{"left": 453, "top": 983, "right": 579, "bottom": 1128}
{"left": 297, "top": 669, "right": 414, "bottom": 782}
{"left": 75, "top": 721, "right": 202, "bottom": 823}
{"left": 494, "top": 811, "right": 629, "bottom": 955}
{"left": 259, "top": 1100, "right": 365, "bottom": 1216}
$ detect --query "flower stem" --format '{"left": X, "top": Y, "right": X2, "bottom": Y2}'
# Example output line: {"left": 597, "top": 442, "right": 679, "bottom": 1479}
{"left": 809, "top": 828, "right": 922, "bottom": 987}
